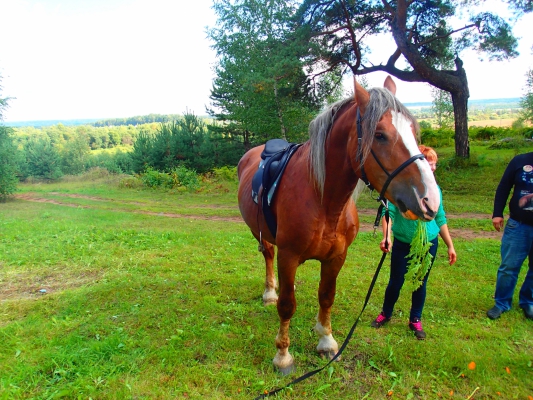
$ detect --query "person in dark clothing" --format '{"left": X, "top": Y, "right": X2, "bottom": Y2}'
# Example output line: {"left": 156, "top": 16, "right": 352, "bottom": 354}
{"left": 488, "top": 152, "right": 533, "bottom": 320}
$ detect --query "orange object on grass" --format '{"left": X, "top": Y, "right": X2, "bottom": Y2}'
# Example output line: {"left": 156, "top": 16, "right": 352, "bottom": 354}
{"left": 505, "top": 367, "right": 511, "bottom": 374}
{"left": 468, "top": 361, "right": 476, "bottom": 370}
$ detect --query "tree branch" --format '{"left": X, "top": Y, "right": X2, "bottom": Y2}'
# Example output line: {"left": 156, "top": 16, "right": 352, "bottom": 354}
{"left": 339, "top": 0, "right": 362, "bottom": 72}
{"left": 416, "top": 23, "right": 478, "bottom": 48}
{"left": 386, "top": 48, "right": 402, "bottom": 67}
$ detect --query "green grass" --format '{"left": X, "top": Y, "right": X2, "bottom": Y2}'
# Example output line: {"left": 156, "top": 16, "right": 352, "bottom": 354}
{"left": 1, "top": 147, "right": 532, "bottom": 399}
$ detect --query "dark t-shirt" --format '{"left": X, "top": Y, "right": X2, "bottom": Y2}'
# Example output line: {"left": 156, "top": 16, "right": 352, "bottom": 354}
{"left": 493, "top": 152, "right": 533, "bottom": 226}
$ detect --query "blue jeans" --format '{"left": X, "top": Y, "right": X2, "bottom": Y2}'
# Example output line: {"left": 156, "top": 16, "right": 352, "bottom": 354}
{"left": 382, "top": 237, "right": 439, "bottom": 320}
{"left": 494, "top": 218, "right": 533, "bottom": 311}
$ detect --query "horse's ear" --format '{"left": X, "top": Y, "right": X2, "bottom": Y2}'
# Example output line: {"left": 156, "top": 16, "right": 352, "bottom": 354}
{"left": 383, "top": 76, "right": 396, "bottom": 95}
{"left": 354, "top": 76, "right": 370, "bottom": 115}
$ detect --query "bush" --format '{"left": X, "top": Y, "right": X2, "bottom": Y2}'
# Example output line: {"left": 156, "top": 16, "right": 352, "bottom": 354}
{"left": 22, "top": 138, "right": 63, "bottom": 181}
{"left": 139, "top": 167, "right": 174, "bottom": 189}
{"left": 86, "top": 149, "right": 134, "bottom": 174}
{"left": 488, "top": 138, "right": 533, "bottom": 150}
{"left": 136, "top": 166, "right": 200, "bottom": 191}
{"left": 420, "top": 127, "right": 454, "bottom": 147}
{"left": 170, "top": 166, "right": 199, "bottom": 190}
{"left": 517, "top": 126, "right": 533, "bottom": 139}
{"left": 118, "top": 176, "right": 144, "bottom": 189}
{"left": 0, "top": 126, "right": 19, "bottom": 201}
{"left": 211, "top": 166, "right": 238, "bottom": 182}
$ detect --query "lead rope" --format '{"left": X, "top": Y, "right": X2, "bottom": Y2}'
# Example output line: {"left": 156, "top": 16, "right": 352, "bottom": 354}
{"left": 254, "top": 207, "right": 391, "bottom": 399}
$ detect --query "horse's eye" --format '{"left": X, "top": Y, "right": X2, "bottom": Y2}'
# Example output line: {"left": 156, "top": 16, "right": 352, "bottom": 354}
{"left": 375, "top": 132, "right": 386, "bottom": 141}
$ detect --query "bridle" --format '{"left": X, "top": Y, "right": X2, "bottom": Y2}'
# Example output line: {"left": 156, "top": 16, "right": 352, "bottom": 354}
{"left": 355, "top": 108, "right": 425, "bottom": 228}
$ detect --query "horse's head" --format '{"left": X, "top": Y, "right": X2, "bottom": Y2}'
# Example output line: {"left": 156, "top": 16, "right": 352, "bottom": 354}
{"left": 353, "top": 76, "right": 440, "bottom": 221}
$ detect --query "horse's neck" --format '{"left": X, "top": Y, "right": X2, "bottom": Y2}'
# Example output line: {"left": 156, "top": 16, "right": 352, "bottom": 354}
{"left": 321, "top": 106, "right": 359, "bottom": 212}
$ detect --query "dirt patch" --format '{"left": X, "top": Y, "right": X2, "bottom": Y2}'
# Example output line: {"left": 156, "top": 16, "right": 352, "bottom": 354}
{"left": 15, "top": 193, "right": 92, "bottom": 209}
{"left": 14, "top": 193, "right": 500, "bottom": 239}
{"left": 0, "top": 267, "right": 104, "bottom": 302}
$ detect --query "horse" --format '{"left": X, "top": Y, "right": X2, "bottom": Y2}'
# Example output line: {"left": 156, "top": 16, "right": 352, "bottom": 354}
{"left": 237, "top": 76, "right": 440, "bottom": 374}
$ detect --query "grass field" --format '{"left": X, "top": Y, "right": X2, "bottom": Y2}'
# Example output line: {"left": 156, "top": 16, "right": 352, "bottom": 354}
{"left": 1, "top": 147, "right": 532, "bottom": 399}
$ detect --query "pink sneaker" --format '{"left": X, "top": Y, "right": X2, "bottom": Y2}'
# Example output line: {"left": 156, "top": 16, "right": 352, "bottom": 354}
{"left": 371, "top": 312, "right": 390, "bottom": 328}
{"left": 409, "top": 318, "right": 426, "bottom": 339}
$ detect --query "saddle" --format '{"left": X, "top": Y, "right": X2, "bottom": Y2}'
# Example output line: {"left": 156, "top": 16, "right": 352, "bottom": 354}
{"left": 251, "top": 139, "right": 301, "bottom": 238}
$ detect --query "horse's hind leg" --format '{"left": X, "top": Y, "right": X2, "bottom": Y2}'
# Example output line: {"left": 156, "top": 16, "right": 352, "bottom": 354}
{"left": 260, "top": 240, "right": 278, "bottom": 306}
{"left": 273, "top": 251, "right": 299, "bottom": 375}
{"left": 315, "top": 256, "right": 344, "bottom": 360}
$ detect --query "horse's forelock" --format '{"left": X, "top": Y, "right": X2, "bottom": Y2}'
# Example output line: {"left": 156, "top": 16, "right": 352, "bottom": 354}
{"left": 360, "top": 88, "right": 420, "bottom": 165}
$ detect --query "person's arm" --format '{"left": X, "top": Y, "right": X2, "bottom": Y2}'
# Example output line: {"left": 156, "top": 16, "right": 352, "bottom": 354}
{"left": 379, "top": 215, "right": 393, "bottom": 253}
{"left": 492, "top": 158, "right": 516, "bottom": 231}
{"left": 439, "top": 224, "right": 456, "bottom": 266}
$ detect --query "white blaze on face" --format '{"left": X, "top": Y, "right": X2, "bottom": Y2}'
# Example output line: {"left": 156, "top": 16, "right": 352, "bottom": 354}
{"left": 390, "top": 111, "right": 440, "bottom": 214}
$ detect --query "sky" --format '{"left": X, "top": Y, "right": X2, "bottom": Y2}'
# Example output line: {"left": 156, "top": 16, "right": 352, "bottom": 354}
{"left": 1, "top": 0, "right": 532, "bottom": 123}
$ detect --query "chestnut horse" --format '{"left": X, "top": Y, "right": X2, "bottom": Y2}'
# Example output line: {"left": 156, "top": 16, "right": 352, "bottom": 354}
{"left": 237, "top": 77, "right": 440, "bottom": 374}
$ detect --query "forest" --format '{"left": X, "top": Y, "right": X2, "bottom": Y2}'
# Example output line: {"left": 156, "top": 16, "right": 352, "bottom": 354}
{"left": 0, "top": 101, "right": 529, "bottom": 190}
{"left": 2, "top": 0, "right": 533, "bottom": 200}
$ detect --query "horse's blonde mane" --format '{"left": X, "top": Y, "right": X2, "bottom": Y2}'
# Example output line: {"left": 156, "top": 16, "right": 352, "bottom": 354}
{"left": 308, "top": 88, "right": 420, "bottom": 197}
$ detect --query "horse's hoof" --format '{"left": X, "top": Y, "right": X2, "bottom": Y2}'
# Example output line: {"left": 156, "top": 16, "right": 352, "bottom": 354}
{"left": 273, "top": 352, "right": 295, "bottom": 375}
{"left": 262, "top": 290, "right": 278, "bottom": 306}
{"left": 277, "top": 363, "right": 296, "bottom": 376}
{"left": 318, "top": 350, "right": 340, "bottom": 361}
{"left": 263, "top": 299, "right": 277, "bottom": 306}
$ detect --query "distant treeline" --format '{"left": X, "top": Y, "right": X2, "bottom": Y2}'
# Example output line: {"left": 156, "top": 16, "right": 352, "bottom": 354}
{"left": 13, "top": 123, "right": 157, "bottom": 150}
{"left": 91, "top": 113, "right": 195, "bottom": 127}
{"left": 7, "top": 111, "right": 247, "bottom": 182}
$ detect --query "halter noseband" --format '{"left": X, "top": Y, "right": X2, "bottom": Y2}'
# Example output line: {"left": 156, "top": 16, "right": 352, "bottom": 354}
{"left": 355, "top": 108, "right": 425, "bottom": 228}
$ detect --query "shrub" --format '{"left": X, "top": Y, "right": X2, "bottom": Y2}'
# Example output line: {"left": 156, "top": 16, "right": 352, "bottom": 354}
{"left": 85, "top": 150, "right": 134, "bottom": 174}
{"left": 0, "top": 126, "right": 19, "bottom": 201}
{"left": 83, "top": 167, "right": 112, "bottom": 180}
{"left": 211, "top": 166, "right": 238, "bottom": 182}
{"left": 420, "top": 127, "right": 454, "bottom": 147}
{"left": 517, "top": 126, "right": 533, "bottom": 139}
{"left": 488, "top": 138, "right": 533, "bottom": 150}
{"left": 139, "top": 167, "right": 174, "bottom": 189}
{"left": 170, "top": 166, "right": 199, "bottom": 190}
{"left": 119, "top": 176, "right": 144, "bottom": 189}
{"left": 136, "top": 166, "right": 200, "bottom": 191}
{"left": 22, "top": 138, "right": 63, "bottom": 180}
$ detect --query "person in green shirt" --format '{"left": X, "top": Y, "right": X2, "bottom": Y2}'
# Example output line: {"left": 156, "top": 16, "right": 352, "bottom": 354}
{"left": 370, "top": 145, "right": 457, "bottom": 339}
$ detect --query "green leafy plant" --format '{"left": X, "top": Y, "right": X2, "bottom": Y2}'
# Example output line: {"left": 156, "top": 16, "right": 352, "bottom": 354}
{"left": 405, "top": 220, "right": 434, "bottom": 291}
{"left": 139, "top": 167, "right": 173, "bottom": 189}
{"left": 170, "top": 166, "right": 199, "bottom": 190}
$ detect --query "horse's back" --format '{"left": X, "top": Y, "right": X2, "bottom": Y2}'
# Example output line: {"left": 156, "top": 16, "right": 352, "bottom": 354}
{"left": 237, "top": 145, "right": 266, "bottom": 237}
{"left": 237, "top": 145, "right": 264, "bottom": 181}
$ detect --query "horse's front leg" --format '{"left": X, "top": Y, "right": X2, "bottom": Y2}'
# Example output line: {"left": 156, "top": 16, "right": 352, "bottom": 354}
{"left": 315, "top": 255, "right": 345, "bottom": 360}
{"left": 260, "top": 240, "right": 278, "bottom": 306}
{"left": 272, "top": 251, "right": 299, "bottom": 375}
